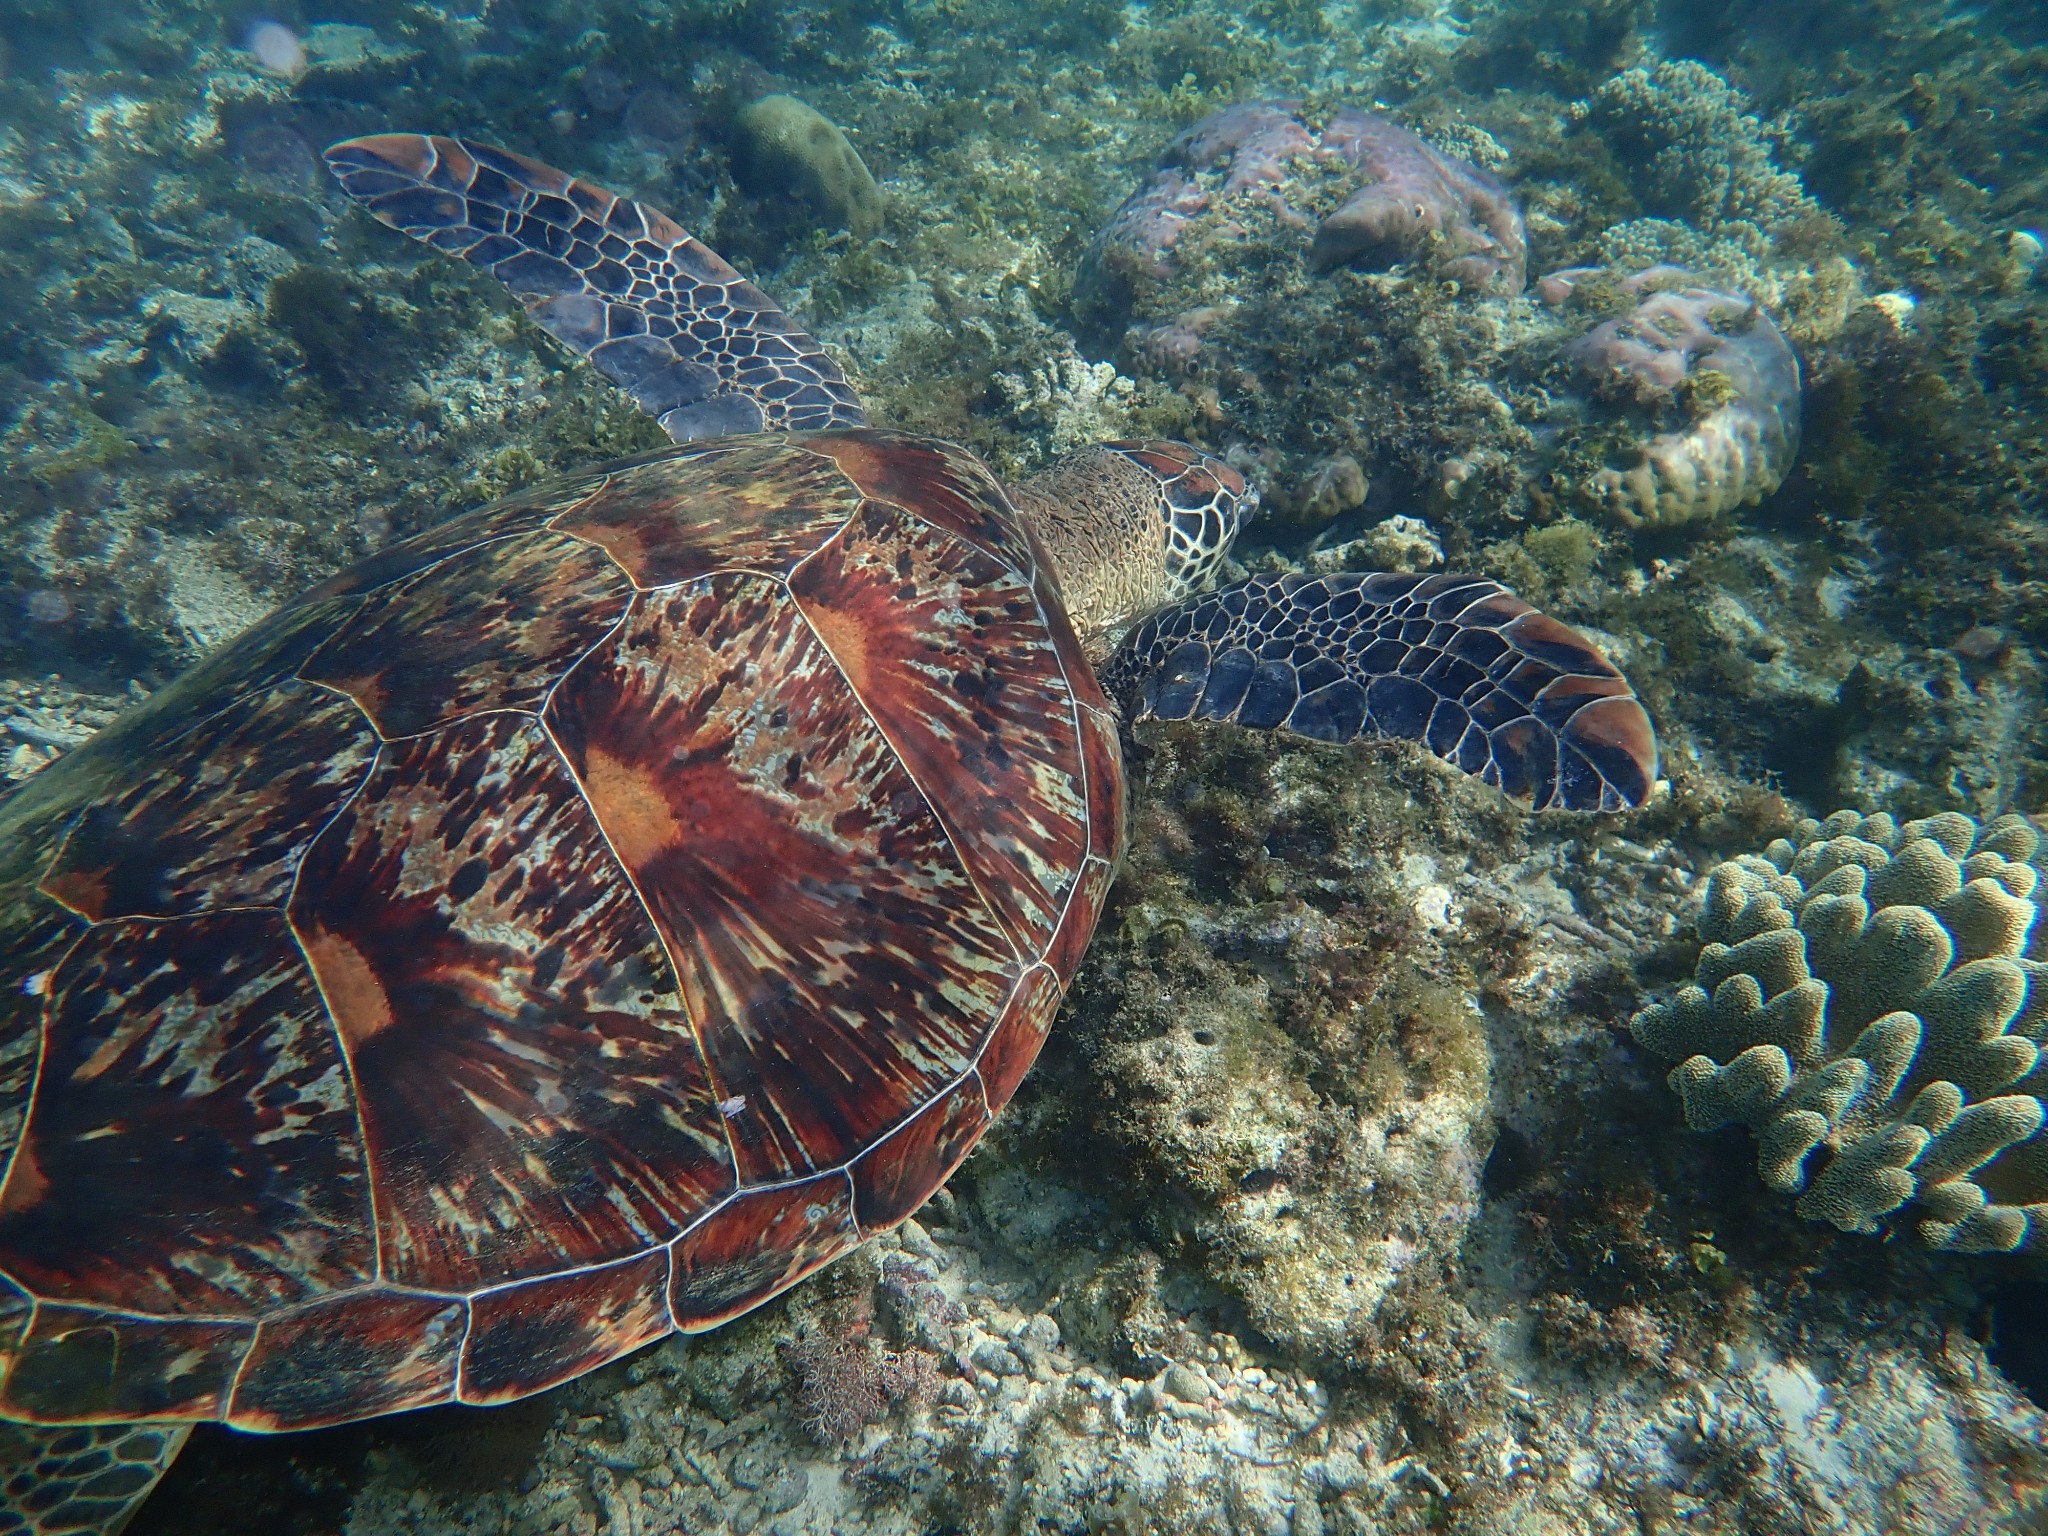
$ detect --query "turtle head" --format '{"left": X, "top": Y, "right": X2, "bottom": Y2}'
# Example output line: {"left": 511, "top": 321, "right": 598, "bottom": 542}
{"left": 1100, "top": 441, "right": 1257, "bottom": 603}
{"left": 1009, "top": 440, "right": 1255, "bottom": 651}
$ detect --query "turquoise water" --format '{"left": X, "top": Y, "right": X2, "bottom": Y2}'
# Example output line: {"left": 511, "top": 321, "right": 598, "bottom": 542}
{"left": 0, "top": 1, "right": 2045, "bottom": 1532}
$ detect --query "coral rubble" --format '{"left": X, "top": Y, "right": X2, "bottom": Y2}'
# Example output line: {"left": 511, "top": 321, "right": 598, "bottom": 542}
{"left": 1635, "top": 809, "right": 2048, "bottom": 1252}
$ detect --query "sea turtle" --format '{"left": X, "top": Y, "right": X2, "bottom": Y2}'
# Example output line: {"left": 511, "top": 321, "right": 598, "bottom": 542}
{"left": 0, "top": 134, "right": 1657, "bottom": 1533}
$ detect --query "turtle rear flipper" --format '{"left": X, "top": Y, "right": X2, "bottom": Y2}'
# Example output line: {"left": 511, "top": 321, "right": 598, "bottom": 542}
{"left": 323, "top": 134, "right": 867, "bottom": 443}
{"left": 0, "top": 1423, "right": 190, "bottom": 1536}
{"left": 1100, "top": 571, "right": 1657, "bottom": 812}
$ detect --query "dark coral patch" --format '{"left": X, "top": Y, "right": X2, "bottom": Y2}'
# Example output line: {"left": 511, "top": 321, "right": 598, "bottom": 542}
{"left": 0, "top": 911, "right": 372, "bottom": 1317}
{"left": 38, "top": 681, "right": 377, "bottom": 922}
{"left": 670, "top": 1177, "right": 860, "bottom": 1331}
{"left": 0, "top": 1305, "right": 251, "bottom": 1424}
{"left": 550, "top": 440, "right": 861, "bottom": 587}
{"left": 459, "top": 1248, "right": 672, "bottom": 1405}
{"left": 290, "top": 713, "right": 730, "bottom": 1293}
{"left": 848, "top": 1074, "right": 990, "bottom": 1232}
{"left": 300, "top": 530, "right": 631, "bottom": 738}
{"left": 228, "top": 1290, "right": 467, "bottom": 1431}
{"left": 546, "top": 575, "right": 1019, "bottom": 1186}
{"left": 789, "top": 501, "right": 1089, "bottom": 956}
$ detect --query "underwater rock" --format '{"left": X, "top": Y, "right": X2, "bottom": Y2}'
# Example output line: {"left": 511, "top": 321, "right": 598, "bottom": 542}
{"left": 1633, "top": 808, "right": 2048, "bottom": 1252}
{"left": 1543, "top": 266, "right": 1801, "bottom": 527}
{"left": 1077, "top": 100, "right": 1525, "bottom": 341}
{"left": 735, "top": 94, "right": 884, "bottom": 237}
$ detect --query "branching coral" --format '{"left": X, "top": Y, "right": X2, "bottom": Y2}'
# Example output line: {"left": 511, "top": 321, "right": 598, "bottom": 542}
{"left": 1633, "top": 809, "right": 2048, "bottom": 1253}
{"left": 1586, "top": 61, "right": 1819, "bottom": 253}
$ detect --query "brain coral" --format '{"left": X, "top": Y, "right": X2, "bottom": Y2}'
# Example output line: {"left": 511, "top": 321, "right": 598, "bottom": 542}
{"left": 1633, "top": 810, "right": 2048, "bottom": 1252}
{"left": 1543, "top": 266, "right": 1801, "bottom": 527}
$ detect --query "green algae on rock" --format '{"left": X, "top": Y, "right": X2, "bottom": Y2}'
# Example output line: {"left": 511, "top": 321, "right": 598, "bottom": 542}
{"left": 1633, "top": 808, "right": 2048, "bottom": 1252}
{"left": 736, "top": 94, "right": 884, "bottom": 238}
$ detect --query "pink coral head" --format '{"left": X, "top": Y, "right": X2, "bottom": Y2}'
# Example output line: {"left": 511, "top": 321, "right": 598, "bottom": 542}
{"left": 1568, "top": 285, "right": 1765, "bottom": 397}
{"left": 1309, "top": 110, "right": 1527, "bottom": 294}
{"left": 1166, "top": 100, "right": 1316, "bottom": 194}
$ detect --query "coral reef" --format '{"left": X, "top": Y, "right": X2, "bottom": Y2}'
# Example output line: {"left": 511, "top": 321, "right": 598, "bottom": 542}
{"left": 994, "top": 343, "right": 1141, "bottom": 458}
{"left": 1076, "top": 99, "right": 1526, "bottom": 345}
{"left": 6, "top": 0, "right": 2048, "bottom": 1531}
{"left": 1542, "top": 265, "right": 1802, "bottom": 526}
{"left": 1585, "top": 61, "right": 1821, "bottom": 255}
{"left": 734, "top": 94, "right": 884, "bottom": 238}
{"left": 1634, "top": 809, "right": 2048, "bottom": 1252}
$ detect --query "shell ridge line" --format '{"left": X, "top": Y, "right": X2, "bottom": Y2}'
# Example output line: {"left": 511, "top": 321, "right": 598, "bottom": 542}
{"left": 968, "top": 962, "right": 1061, "bottom": 1081}
{"left": 838, "top": 1168, "right": 865, "bottom": 1247}
{"left": 538, "top": 471, "right": 614, "bottom": 539}
{"left": 31, "top": 806, "right": 95, "bottom": 920}
{"left": 298, "top": 530, "right": 547, "bottom": 668}
{"left": 0, "top": 1297, "right": 38, "bottom": 1404}
{"left": 0, "top": 885, "right": 64, "bottom": 1271}
{"left": 442, "top": 1296, "right": 477, "bottom": 1413}
{"left": 811, "top": 1022, "right": 1016, "bottom": 1186}
{"left": 1025, "top": 574, "right": 1100, "bottom": 963}
{"left": 282, "top": 733, "right": 390, "bottom": 1285}
{"left": 532, "top": 664, "right": 743, "bottom": 1191}
{"left": 656, "top": 1233, "right": 681, "bottom": 1336}
{"left": 534, "top": 598, "right": 636, "bottom": 735}
{"left": 366, "top": 705, "right": 543, "bottom": 744}
{"left": 221, "top": 1312, "right": 266, "bottom": 1420}
{"left": 0, "top": 1293, "right": 256, "bottom": 1328}
{"left": 36, "top": 659, "right": 334, "bottom": 872}
{"left": 782, "top": 530, "right": 1031, "bottom": 968}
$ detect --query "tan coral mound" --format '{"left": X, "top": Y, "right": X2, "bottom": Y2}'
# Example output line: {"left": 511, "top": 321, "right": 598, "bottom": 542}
{"left": 1545, "top": 266, "right": 1801, "bottom": 528}
{"left": 1633, "top": 809, "right": 2048, "bottom": 1252}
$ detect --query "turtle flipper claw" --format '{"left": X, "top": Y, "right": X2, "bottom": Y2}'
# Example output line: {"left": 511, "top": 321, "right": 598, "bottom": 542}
{"left": 323, "top": 133, "right": 867, "bottom": 442}
{"left": 1101, "top": 572, "right": 1658, "bottom": 812}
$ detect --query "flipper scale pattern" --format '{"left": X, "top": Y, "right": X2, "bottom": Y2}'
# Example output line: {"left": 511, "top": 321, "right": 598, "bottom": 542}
{"left": 1102, "top": 571, "right": 1658, "bottom": 812}
{"left": 324, "top": 134, "right": 867, "bottom": 443}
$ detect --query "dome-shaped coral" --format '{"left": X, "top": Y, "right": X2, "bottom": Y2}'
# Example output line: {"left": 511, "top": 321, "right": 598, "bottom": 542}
{"left": 1542, "top": 266, "right": 1801, "bottom": 527}
{"left": 1633, "top": 809, "right": 2048, "bottom": 1252}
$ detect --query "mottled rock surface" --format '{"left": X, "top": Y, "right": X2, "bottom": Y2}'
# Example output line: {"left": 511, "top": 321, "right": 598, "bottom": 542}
{"left": 1077, "top": 99, "right": 1526, "bottom": 344}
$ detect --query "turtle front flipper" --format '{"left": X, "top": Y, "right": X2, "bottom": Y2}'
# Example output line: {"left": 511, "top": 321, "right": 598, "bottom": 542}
{"left": 1099, "top": 571, "right": 1658, "bottom": 812}
{"left": 0, "top": 1422, "right": 190, "bottom": 1536}
{"left": 323, "top": 134, "right": 867, "bottom": 443}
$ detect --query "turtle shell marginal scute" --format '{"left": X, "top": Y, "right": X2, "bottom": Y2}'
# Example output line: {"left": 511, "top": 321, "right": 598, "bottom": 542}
{"left": 0, "top": 428, "right": 1121, "bottom": 1430}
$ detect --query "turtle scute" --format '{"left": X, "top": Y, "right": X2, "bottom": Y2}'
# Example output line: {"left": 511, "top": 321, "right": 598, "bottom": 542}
{"left": 0, "top": 430, "right": 1124, "bottom": 1431}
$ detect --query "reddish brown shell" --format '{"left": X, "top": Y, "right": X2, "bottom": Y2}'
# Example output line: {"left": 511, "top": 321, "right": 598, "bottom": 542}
{"left": 0, "top": 428, "right": 1123, "bottom": 1430}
